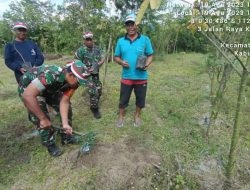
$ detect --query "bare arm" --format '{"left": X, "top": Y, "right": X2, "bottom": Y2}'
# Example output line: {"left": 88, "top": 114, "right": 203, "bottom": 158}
{"left": 60, "top": 95, "right": 72, "bottom": 135}
{"left": 114, "top": 56, "right": 130, "bottom": 68}
{"left": 144, "top": 54, "right": 153, "bottom": 69}
{"left": 98, "top": 58, "right": 105, "bottom": 66}
{"left": 22, "top": 83, "right": 51, "bottom": 128}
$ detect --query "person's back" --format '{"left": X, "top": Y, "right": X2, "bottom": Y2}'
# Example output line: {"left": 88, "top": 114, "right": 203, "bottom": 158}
{"left": 18, "top": 65, "right": 66, "bottom": 95}
{"left": 4, "top": 22, "right": 44, "bottom": 83}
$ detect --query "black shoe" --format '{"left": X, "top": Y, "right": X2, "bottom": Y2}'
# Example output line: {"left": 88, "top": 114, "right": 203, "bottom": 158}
{"left": 61, "top": 134, "right": 78, "bottom": 145}
{"left": 47, "top": 144, "right": 62, "bottom": 157}
{"left": 91, "top": 108, "right": 101, "bottom": 119}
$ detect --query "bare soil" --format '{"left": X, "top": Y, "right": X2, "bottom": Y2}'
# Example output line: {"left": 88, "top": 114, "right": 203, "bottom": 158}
{"left": 68, "top": 137, "right": 162, "bottom": 189}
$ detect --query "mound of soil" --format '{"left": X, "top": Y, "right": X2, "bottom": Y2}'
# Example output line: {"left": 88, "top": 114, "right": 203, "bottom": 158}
{"left": 68, "top": 137, "right": 162, "bottom": 189}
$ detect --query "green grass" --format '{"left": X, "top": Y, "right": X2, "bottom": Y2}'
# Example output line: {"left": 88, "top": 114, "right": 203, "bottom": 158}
{"left": 0, "top": 53, "right": 249, "bottom": 189}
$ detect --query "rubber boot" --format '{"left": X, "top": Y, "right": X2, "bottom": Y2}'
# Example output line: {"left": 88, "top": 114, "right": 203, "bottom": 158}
{"left": 90, "top": 107, "right": 101, "bottom": 119}
{"left": 61, "top": 133, "right": 78, "bottom": 145}
{"left": 47, "top": 143, "right": 62, "bottom": 157}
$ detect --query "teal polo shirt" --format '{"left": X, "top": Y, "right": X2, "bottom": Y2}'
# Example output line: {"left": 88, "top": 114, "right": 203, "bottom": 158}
{"left": 114, "top": 34, "right": 154, "bottom": 80}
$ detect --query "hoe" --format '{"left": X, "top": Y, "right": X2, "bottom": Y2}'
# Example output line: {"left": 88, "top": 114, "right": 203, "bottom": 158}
{"left": 53, "top": 125, "right": 96, "bottom": 155}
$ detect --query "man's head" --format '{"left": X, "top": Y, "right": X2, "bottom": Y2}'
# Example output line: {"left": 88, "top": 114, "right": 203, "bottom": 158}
{"left": 12, "top": 22, "right": 28, "bottom": 41}
{"left": 124, "top": 13, "right": 137, "bottom": 36}
{"left": 65, "top": 60, "right": 90, "bottom": 87}
{"left": 83, "top": 31, "right": 94, "bottom": 48}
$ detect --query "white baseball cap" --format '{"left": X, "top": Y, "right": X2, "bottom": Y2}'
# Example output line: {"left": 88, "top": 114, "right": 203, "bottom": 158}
{"left": 83, "top": 31, "right": 93, "bottom": 39}
{"left": 12, "top": 22, "right": 28, "bottom": 30}
{"left": 125, "top": 13, "right": 136, "bottom": 24}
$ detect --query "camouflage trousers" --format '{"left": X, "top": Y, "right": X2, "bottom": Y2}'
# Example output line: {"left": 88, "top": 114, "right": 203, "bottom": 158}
{"left": 88, "top": 74, "right": 102, "bottom": 109}
{"left": 28, "top": 93, "right": 72, "bottom": 146}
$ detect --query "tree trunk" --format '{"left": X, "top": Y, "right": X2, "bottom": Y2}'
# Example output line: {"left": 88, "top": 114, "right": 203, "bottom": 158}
{"left": 173, "top": 30, "right": 179, "bottom": 54}
{"left": 206, "top": 72, "right": 216, "bottom": 139}
{"left": 103, "top": 34, "right": 112, "bottom": 86}
{"left": 207, "top": 63, "right": 233, "bottom": 138}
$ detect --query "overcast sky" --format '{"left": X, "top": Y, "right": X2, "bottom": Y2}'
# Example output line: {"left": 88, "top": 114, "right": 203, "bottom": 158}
{"left": 0, "top": 0, "right": 194, "bottom": 17}
{"left": 0, "top": 0, "right": 63, "bottom": 16}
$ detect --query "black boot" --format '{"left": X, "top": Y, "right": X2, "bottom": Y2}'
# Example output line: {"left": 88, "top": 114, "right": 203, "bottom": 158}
{"left": 47, "top": 144, "right": 62, "bottom": 157}
{"left": 91, "top": 108, "right": 101, "bottom": 119}
{"left": 61, "top": 133, "right": 78, "bottom": 145}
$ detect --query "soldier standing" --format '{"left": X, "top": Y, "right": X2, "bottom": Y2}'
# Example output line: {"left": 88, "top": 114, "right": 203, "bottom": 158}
{"left": 75, "top": 31, "right": 105, "bottom": 119}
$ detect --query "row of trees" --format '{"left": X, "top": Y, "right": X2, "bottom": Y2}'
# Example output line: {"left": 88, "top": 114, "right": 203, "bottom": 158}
{"left": 0, "top": 0, "right": 207, "bottom": 55}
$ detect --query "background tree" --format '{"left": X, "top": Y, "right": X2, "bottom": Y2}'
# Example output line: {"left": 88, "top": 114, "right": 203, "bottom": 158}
{"left": 2, "top": 0, "right": 55, "bottom": 50}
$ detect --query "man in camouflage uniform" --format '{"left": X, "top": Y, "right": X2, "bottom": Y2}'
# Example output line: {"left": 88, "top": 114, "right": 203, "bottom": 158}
{"left": 75, "top": 31, "right": 105, "bottom": 119}
{"left": 18, "top": 60, "right": 90, "bottom": 157}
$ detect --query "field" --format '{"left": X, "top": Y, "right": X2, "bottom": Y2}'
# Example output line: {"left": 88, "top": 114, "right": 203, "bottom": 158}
{"left": 0, "top": 53, "right": 249, "bottom": 190}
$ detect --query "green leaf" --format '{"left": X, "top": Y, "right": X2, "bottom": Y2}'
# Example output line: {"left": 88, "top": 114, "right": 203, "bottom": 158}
{"left": 150, "top": 0, "right": 161, "bottom": 10}
{"left": 135, "top": 0, "right": 150, "bottom": 25}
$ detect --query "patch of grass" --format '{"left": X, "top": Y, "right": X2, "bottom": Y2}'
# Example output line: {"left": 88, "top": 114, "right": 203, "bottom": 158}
{"left": 0, "top": 53, "right": 249, "bottom": 189}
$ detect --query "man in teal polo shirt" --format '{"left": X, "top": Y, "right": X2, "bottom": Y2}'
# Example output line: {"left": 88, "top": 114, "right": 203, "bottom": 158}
{"left": 114, "top": 13, "right": 154, "bottom": 128}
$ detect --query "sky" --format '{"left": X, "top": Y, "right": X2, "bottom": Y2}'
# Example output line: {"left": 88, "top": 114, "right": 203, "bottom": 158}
{"left": 0, "top": 0, "right": 63, "bottom": 16}
{"left": 0, "top": 0, "right": 195, "bottom": 17}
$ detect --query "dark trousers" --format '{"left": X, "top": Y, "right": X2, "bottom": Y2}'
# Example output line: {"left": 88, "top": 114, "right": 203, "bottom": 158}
{"left": 119, "top": 82, "right": 147, "bottom": 109}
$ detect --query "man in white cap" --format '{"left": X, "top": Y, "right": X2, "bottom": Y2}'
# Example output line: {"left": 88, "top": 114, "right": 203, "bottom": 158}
{"left": 114, "top": 13, "right": 154, "bottom": 128}
{"left": 75, "top": 31, "right": 105, "bottom": 119}
{"left": 4, "top": 21, "right": 44, "bottom": 83}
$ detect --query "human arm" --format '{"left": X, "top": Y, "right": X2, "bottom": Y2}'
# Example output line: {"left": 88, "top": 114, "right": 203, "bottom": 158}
{"left": 22, "top": 82, "right": 51, "bottom": 128}
{"left": 98, "top": 57, "right": 105, "bottom": 66}
{"left": 97, "top": 48, "right": 105, "bottom": 66}
{"left": 74, "top": 46, "right": 85, "bottom": 62}
{"left": 114, "top": 39, "right": 130, "bottom": 68}
{"left": 144, "top": 37, "right": 154, "bottom": 70}
{"left": 59, "top": 94, "right": 73, "bottom": 135}
{"left": 4, "top": 43, "right": 23, "bottom": 72}
{"left": 114, "top": 56, "right": 130, "bottom": 68}
{"left": 144, "top": 54, "right": 153, "bottom": 70}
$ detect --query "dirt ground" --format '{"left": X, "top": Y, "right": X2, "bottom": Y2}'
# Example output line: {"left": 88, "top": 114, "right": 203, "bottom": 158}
{"left": 68, "top": 137, "right": 162, "bottom": 189}
{"left": 2, "top": 124, "right": 249, "bottom": 190}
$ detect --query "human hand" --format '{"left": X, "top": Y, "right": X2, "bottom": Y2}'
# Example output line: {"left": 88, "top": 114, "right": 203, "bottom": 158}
{"left": 39, "top": 117, "right": 51, "bottom": 129}
{"left": 98, "top": 61, "right": 104, "bottom": 67}
{"left": 20, "top": 68, "right": 26, "bottom": 74}
{"left": 121, "top": 60, "right": 130, "bottom": 68}
{"left": 88, "top": 67, "right": 94, "bottom": 74}
{"left": 62, "top": 124, "right": 73, "bottom": 135}
{"left": 143, "top": 64, "right": 149, "bottom": 70}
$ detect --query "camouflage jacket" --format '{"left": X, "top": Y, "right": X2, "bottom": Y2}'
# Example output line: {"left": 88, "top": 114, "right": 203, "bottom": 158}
{"left": 18, "top": 65, "right": 77, "bottom": 97}
{"left": 75, "top": 45, "right": 104, "bottom": 68}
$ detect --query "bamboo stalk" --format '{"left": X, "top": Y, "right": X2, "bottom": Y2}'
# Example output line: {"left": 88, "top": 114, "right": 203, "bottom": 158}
{"left": 224, "top": 57, "right": 250, "bottom": 189}
{"left": 103, "top": 34, "right": 112, "bottom": 86}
